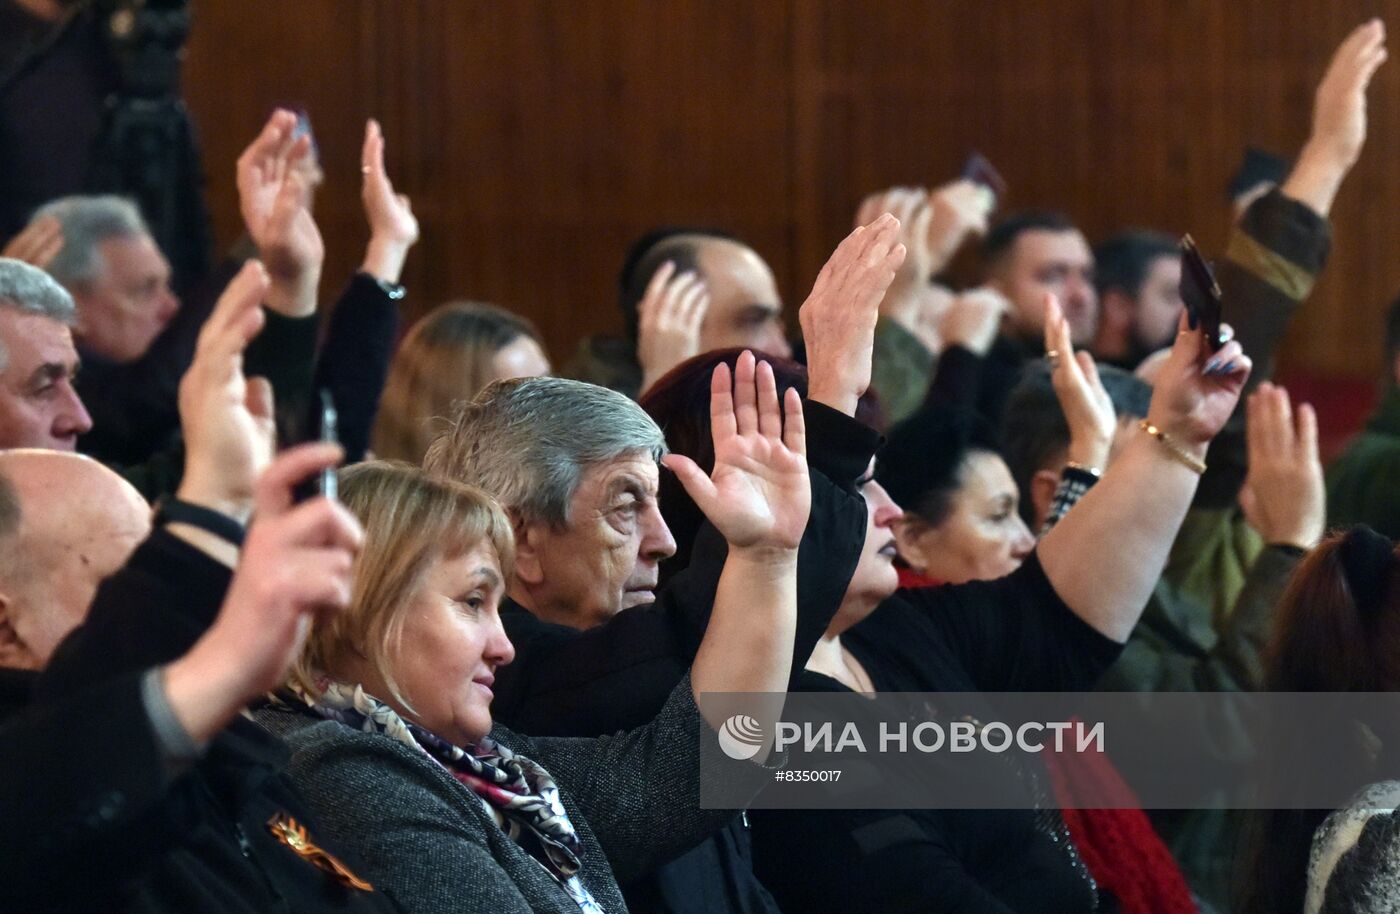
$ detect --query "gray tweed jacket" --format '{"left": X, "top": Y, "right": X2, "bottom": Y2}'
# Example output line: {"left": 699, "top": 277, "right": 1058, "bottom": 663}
{"left": 255, "top": 676, "right": 761, "bottom": 914}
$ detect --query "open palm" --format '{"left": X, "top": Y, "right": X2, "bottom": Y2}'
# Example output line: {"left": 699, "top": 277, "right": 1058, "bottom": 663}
{"left": 664, "top": 351, "right": 811, "bottom": 551}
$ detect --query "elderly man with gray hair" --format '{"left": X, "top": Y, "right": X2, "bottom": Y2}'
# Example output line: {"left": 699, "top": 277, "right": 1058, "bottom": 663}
{"left": 0, "top": 258, "right": 92, "bottom": 450}
{"left": 32, "top": 195, "right": 180, "bottom": 366}
{"left": 423, "top": 214, "right": 906, "bottom": 914}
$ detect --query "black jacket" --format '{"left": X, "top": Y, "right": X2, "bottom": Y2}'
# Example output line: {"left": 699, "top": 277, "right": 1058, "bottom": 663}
{"left": 491, "top": 401, "right": 877, "bottom": 914}
{"left": 8, "top": 529, "right": 399, "bottom": 913}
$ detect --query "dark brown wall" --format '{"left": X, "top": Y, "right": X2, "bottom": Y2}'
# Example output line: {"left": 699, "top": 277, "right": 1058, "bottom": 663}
{"left": 183, "top": 1, "right": 1400, "bottom": 379}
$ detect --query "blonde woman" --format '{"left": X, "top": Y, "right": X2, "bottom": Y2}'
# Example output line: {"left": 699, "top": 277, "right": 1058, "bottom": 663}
{"left": 372, "top": 303, "right": 550, "bottom": 464}
{"left": 258, "top": 357, "right": 808, "bottom": 913}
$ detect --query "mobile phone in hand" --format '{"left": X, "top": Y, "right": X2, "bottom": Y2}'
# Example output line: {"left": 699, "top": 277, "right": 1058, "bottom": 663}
{"left": 1178, "top": 234, "right": 1226, "bottom": 352}
{"left": 317, "top": 389, "right": 338, "bottom": 500}
{"left": 961, "top": 151, "right": 1008, "bottom": 207}
{"left": 294, "top": 390, "right": 339, "bottom": 503}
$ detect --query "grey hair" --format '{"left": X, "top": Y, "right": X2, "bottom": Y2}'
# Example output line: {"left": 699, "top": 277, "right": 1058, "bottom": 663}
{"left": 423, "top": 376, "right": 668, "bottom": 527}
{"left": 31, "top": 195, "right": 150, "bottom": 288}
{"left": 0, "top": 259, "right": 78, "bottom": 372}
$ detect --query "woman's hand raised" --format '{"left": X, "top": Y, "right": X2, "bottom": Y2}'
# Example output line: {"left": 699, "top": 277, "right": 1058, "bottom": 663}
{"left": 663, "top": 349, "right": 810, "bottom": 554}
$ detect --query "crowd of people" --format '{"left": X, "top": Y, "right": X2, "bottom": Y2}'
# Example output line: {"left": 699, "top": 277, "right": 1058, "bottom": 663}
{"left": 2, "top": 12, "right": 1400, "bottom": 914}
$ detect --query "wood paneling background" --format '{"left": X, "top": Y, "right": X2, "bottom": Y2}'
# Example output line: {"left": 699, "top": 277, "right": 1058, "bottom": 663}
{"left": 182, "top": 1, "right": 1400, "bottom": 381}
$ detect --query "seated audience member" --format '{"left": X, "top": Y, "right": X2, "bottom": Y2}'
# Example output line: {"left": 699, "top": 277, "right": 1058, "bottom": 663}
{"left": 874, "top": 355, "right": 1197, "bottom": 914}
{"left": 964, "top": 209, "right": 1097, "bottom": 425}
{"left": 32, "top": 195, "right": 180, "bottom": 367}
{"left": 1327, "top": 293, "right": 1400, "bottom": 540}
{"left": 876, "top": 407, "right": 1034, "bottom": 586}
{"left": 0, "top": 258, "right": 91, "bottom": 449}
{"left": 29, "top": 195, "right": 187, "bottom": 462}
{"left": 1227, "top": 147, "right": 1291, "bottom": 223}
{"left": 426, "top": 217, "right": 902, "bottom": 914}
{"left": 726, "top": 301, "right": 1250, "bottom": 913}
{"left": 1238, "top": 527, "right": 1400, "bottom": 914}
{"left": 646, "top": 285, "right": 1250, "bottom": 910}
{"left": 1001, "top": 361, "right": 1151, "bottom": 532}
{"left": 1090, "top": 230, "right": 1184, "bottom": 370}
{"left": 0, "top": 451, "right": 148, "bottom": 683}
{"left": 257, "top": 357, "right": 809, "bottom": 913}
{"left": 565, "top": 226, "right": 792, "bottom": 397}
{"left": 1005, "top": 323, "right": 1325, "bottom": 906}
{"left": 371, "top": 302, "right": 550, "bottom": 464}
{"left": 3, "top": 260, "right": 399, "bottom": 912}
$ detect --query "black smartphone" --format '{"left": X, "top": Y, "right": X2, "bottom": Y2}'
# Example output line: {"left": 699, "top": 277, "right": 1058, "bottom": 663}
{"left": 961, "top": 151, "right": 1008, "bottom": 206}
{"left": 1178, "top": 234, "right": 1226, "bottom": 351}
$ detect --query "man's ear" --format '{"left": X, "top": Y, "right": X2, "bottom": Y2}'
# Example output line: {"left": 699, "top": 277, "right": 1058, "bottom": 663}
{"left": 891, "top": 516, "right": 929, "bottom": 575}
{"left": 510, "top": 514, "right": 545, "bottom": 587}
{"left": 0, "top": 594, "right": 35, "bottom": 671}
{"left": 1029, "top": 469, "right": 1061, "bottom": 532}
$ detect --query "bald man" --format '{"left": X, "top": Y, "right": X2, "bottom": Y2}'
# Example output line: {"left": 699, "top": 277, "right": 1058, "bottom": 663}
{"left": 0, "top": 450, "right": 149, "bottom": 674}
{"left": 567, "top": 228, "right": 794, "bottom": 397}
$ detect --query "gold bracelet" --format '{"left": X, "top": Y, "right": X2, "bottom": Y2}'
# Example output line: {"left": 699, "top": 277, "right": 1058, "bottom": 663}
{"left": 1138, "top": 420, "right": 1206, "bottom": 475}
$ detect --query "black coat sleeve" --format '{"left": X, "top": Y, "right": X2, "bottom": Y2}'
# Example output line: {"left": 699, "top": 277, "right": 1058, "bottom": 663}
{"left": 309, "top": 273, "right": 401, "bottom": 462}
{"left": 35, "top": 528, "right": 233, "bottom": 703}
{"left": 492, "top": 403, "right": 877, "bottom": 737}
{"left": 0, "top": 669, "right": 187, "bottom": 902}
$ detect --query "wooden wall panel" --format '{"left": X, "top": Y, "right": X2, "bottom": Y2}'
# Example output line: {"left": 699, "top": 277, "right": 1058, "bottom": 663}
{"left": 183, "top": 1, "right": 1400, "bottom": 379}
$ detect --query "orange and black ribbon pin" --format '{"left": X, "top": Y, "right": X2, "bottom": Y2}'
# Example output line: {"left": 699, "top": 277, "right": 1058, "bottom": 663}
{"left": 267, "top": 812, "right": 374, "bottom": 892}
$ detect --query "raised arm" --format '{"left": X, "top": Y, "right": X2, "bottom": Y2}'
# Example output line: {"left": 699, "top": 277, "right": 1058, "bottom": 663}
{"left": 665, "top": 351, "right": 810, "bottom": 712}
{"left": 358, "top": 118, "right": 420, "bottom": 286}
{"left": 1044, "top": 294, "right": 1116, "bottom": 475}
{"left": 802, "top": 212, "right": 906, "bottom": 416}
{"left": 1038, "top": 303, "right": 1250, "bottom": 641}
{"left": 236, "top": 110, "right": 324, "bottom": 319}
{"left": 1280, "top": 19, "right": 1387, "bottom": 218}
{"left": 309, "top": 119, "right": 419, "bottom": 461}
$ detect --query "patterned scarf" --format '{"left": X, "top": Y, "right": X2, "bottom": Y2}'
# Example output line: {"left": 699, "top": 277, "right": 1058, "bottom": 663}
{"left": 278, "top": 681, "right": 607, "bottom": 914}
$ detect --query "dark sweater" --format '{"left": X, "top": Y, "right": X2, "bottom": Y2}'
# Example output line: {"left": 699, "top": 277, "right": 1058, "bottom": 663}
{"left": 751, "top": 555, "right": 1123, "bottom": 914}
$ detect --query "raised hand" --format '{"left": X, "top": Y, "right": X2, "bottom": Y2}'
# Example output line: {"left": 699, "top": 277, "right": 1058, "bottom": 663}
{"left": 942, "top": 285, "right": 1009, "bottom": 355}
{"left": 924, "top": 179, "right": 994, "bottom": 274}
{"left": 663, "top": 350, "right": 810, "bottom": 552}
{"left": 1240, "top": 382, "right": 1325, "bottom": 548}
{"left": 1143, "top": 314, "right": 1251, "bottom": 460}
{"left": 360, "top": 118, "right": 419, "bottom": 284}
{"left": 1311, "top": 20, "right": 1387, "bottom": 167}
{"left": 637, "top": 260, "right": 711, "bottom": 393}
{"left": 2, "top": 216, "right": 64, "bottom": 270}
{"left": 236, "top": 109, "right": 324, "bottom": 316}
{"left": 1045, "top": 293, "right": 1115, "bottom": 470}
{"left": 1284, "top": 19, "right": 1387, "bottom": 215}
{"left": 800, "top": 212, "right": 906, "bottom": 415}
{"left": 856, "top": 187, "right": 931, "bottom": 285}
{"left": 163, "top": 443, "right": 362, "bottom": 744}
{"left": 176, "top": 260, "right": 277, "bottom": 522}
